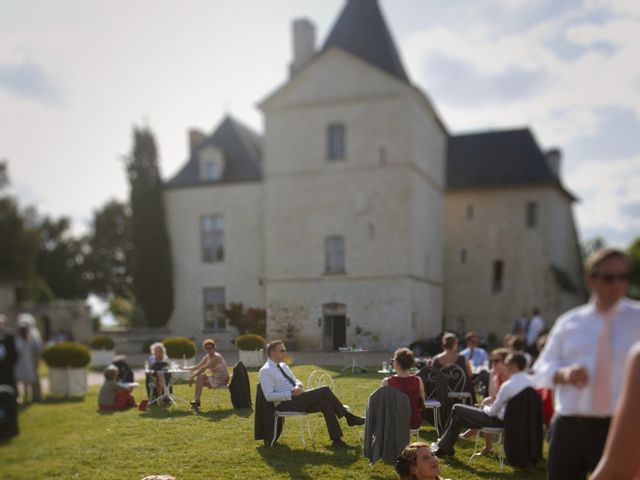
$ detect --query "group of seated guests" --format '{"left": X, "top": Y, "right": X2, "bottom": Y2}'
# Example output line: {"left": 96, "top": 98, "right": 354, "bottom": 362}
{"left": 98, "top": 338, "right": 230, "bottom": 411}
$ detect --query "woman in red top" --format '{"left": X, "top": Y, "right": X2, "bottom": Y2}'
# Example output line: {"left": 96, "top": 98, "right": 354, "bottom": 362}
{"left": 382, "top": 347, "right": 425, "bottom": 429}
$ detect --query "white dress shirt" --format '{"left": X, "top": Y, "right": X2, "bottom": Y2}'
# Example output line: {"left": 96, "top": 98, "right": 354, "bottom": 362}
{"left": 258, "top": 358, "right": 303, "bottom": 403}
{"left": 484, "top": 371, "right": 534, "bottom": 420}
{"left": 532, "top": 298, "right": 640, "bottom": 417}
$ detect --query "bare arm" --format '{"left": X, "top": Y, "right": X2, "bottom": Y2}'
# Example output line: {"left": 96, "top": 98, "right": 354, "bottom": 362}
{"left": 464, "top": 357, "right": 473, "bottom": 379}
{"left": 591, "top": 344, "right": 640, "bottom": 480}
{"left": 418, "top": 376, "right": 425, "bottom": 403}
{"left": 381, "top": 377, "right": 389, "bottom": 388}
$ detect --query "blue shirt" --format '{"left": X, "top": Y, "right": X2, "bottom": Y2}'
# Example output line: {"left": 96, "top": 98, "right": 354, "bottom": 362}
{"left": 460, "top": 347, "right": 489, "bottom": 368}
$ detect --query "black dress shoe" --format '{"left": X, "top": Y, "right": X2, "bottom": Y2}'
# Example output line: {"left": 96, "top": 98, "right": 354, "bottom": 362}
{"left": 345, "top": 413, "right": 365, "bottom": 426}
{"left": 331, "top": 438, "right": 352, "bottom": 449}
{"left": 190, "top": 400, "right": 201, "bottom": 409}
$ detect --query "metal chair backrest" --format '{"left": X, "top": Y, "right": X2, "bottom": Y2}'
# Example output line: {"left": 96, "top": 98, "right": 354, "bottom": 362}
{"left": 307, "top": 369, "right": 335, "bottom": 392}
{"left": 440, "top": 362, "right": 469, "bottom": 395}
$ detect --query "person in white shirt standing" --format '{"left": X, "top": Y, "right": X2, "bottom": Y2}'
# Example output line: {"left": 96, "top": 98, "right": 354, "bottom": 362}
{"left": 525, "top": 308, "right": 545, "bottom": 357}
{"left": 259, "top": 339, "right": 365, "bottom": 448}
{"left": 533, "top": 248, "right": 640, "bottom": 480}
{"left": 431, "top": 353, "right": 533, "bottom": 457}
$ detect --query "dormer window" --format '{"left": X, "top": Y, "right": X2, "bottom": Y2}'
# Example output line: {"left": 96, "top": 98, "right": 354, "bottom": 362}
{"left": 199, "top": 146, "right": 225, "bottom": 181}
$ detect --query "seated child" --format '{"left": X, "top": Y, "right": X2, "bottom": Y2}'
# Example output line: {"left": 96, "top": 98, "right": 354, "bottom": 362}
{"left": 98, "top": 364, "right": 136, "bottom": 411}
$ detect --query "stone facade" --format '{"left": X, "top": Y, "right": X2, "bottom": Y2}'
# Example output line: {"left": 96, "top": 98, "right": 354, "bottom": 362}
{"left": 443, "top": 186, "right": 585, "bottom": 336}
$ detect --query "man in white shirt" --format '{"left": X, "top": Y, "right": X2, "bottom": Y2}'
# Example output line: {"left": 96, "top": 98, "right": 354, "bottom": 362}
{"left": 259, "top": 339, "right": 365, "bottom": 448}
{"left": 432, "top": 353, "right": 533, "bottom": 457}
{"left": 533, "top": 248, "right": 640, "bottom": 480}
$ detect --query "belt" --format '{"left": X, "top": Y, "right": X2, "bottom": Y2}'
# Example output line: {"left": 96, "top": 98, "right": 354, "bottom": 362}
{"left": 560, "top": 415, "right": 611, "bottom": 425}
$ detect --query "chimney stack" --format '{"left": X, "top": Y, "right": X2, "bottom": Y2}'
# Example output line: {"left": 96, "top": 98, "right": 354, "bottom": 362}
{"left": 545, "top": 148, "right": 562, "bottom": 177}
{"left": 289, "top": 18, "right": 316, "bottom": 78}
{"left": 188, "top": 128, "right": 206, "bottom": 155}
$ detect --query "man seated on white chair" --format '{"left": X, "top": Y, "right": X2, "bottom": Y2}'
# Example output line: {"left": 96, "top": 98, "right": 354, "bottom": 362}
{"left": 259, "top": 339, "right": 365, "bottom": 448}
{"left": 431, "top": 353, "right": 533, "bottom": 458}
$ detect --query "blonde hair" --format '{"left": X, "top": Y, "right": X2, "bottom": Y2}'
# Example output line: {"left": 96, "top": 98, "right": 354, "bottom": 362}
{"left": 149, "top": 342, "right": 167, "bottom": 360}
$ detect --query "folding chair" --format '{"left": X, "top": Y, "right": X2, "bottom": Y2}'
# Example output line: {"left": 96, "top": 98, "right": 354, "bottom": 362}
{"left": 441, "top": 363, "right": 473, "bottom": 405}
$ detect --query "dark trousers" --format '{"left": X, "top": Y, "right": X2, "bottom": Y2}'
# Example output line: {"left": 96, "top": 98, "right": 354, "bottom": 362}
{"left": 276, "top": 386, "right": 348, "bottom": 440}
{"left": 437, "top": 403, "right": 503, "bottom": 454}
{"left": 547, "top": 415, "right": 610, "bottom": 480}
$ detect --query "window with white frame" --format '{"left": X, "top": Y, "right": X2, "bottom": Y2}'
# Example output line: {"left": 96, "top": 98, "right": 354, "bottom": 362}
{"left": 327, "top": 123, "right": 346, "bottom": 161}
{"left": 201, "top": 215, "right": 224, "bottom": 262}
{"left": 325, "top": 236, "right": 345, "bottom": 273}
{"left": 203, "top": 287, "right": 226, "bottom": 330}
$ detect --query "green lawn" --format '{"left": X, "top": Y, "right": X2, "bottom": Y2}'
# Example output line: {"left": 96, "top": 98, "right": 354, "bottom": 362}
{"left": 0, "top": 365, "right": 547, "bottom": 479}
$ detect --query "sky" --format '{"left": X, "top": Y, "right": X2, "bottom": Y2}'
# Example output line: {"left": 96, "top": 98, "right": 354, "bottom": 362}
{"left": 1, "top": 0, "right": 639, "bottom": 248}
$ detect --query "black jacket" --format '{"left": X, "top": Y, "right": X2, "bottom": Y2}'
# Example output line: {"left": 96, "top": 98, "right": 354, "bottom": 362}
{"left": 229, "top": 361, "right": 252, "bottom": 409}
{"left": 503, "top": 387, "right": 543, "bottom": 468}
{"left": 254, "top": 384, "right": 283, "bottom": 446}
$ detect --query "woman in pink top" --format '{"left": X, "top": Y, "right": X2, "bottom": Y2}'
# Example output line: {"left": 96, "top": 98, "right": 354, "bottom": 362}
{"left": 382, "top": 347, "right": 425, "bottom": 429}
{"left": 187, "top": 338, "right": 229, "bottom": 409}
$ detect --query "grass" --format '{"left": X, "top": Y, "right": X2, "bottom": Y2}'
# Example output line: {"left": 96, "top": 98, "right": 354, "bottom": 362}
{"left": 0, "top": 365, "right": 547, "bottom": 479}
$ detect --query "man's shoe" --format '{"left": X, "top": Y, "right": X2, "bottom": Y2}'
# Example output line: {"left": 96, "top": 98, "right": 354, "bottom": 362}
{"left": 431, "top": 442, "right": 453, "bottom": 458}
{"left": 331, "top": 438, "right": 352, "bottom": 449}
{"left": 345, "top": 413, "right": 365, "bottom": 426}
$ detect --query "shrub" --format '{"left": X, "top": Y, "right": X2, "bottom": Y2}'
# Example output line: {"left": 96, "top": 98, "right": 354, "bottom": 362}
{"left": 88, "top": 334, "right": 115, "bottom": 350}
{"left": 162, "top": 336, "right": 196, "bottom": 358}
{"left": 235, "top": 334, "right": 265, "bottom": 351}
{"left": 43, "top": 342, "right": 91, "bottom": 368}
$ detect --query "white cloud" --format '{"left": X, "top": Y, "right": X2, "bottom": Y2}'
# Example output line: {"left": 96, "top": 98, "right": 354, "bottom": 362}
{"left": 569, "top": 154, "right": 640, "bottom": 238}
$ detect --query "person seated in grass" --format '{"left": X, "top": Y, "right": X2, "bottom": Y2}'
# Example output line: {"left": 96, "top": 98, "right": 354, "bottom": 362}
{"left": 98, "top": 364, "right": 136, "bottom": 411}
{"left": 187, "top": 338, "right": 229, "bottom": 409}
{"left": 381, "top": 347, "right": 425, "bottom": 430}
{"left": 396, "top": 442, "right": 452, "bottom": 480}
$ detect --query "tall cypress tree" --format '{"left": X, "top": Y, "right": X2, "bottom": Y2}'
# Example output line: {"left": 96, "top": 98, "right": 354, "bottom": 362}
{"left": 125, "top": 126, "right": 174, "bottom": 326}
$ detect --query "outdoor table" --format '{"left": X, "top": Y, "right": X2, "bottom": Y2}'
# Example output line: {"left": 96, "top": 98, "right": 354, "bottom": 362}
{"left": 147, "top": 368, "right": 191, "bottom": 406}
{"left": 339, "top": 347, "right": 368, "bottom": 373}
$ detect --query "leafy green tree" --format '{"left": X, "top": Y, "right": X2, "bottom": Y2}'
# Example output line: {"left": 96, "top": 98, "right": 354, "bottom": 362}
{"left": 36, "top": 215, "right": 89, "bottom": 299}
{"left": 84, "top": 200, "right": 133, "bottom": 296}
{"left": 628, "top": 237, "right": 640, "bottom": 300}
{"left": 125, "top": 126, "right": 174, "bottom": 326}
{"left": 0, "top": 185, "right": 40, "bottom": 300}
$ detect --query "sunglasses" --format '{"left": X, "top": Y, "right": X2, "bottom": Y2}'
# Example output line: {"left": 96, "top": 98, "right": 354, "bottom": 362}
{"left": 205, "top": 346, "right": 215, "bottom": 350}
{"left": 592, "top": 272, "right": 629, "bottom": 284}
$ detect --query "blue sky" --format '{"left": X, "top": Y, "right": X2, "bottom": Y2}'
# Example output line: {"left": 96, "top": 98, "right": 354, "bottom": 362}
{"left": 1, "top": 0, "right": 639, "bottom": 247}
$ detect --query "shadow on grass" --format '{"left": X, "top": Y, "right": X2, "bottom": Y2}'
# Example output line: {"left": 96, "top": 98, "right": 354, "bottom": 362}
{"left": 138, "top": 408, "right": 193, "bottom": 419}
{"left": 38, "top": 395, "right": 85, "bottom": 405}
{"left": 257, "top": 443, "right": 361, "bottom": 480}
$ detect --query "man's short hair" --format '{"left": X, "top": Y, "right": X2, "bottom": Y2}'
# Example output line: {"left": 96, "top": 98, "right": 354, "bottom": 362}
{"left": 505, "top": 353, "right": 527, "bottom": 371}
{"left": 510, "top": 336, "right": 525, "bottom": 351}
{"left": 393, "top": 347, "right": 415, "bottom": 370}
{"left": 266, "top": 340, "right": 284, "bottom": 356}
{"left": 464, "top": 331, "right": 478, "bottom": 342}
{"left": 585, "top": 248, "right": 631, "bottom": 275}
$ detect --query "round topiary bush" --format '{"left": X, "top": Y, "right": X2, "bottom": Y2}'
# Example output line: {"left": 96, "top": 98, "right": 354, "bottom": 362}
{"left": 43, "top": 342, "right": 91, "bottom": 368}
{"left": 235, "top": 334, "right": 265, "bottom": 351}
{"left": 162, "top": 336, "right": 196, "bottom": 359}
{"left": 88, "top": 334, "right": 115, "bottom": 350}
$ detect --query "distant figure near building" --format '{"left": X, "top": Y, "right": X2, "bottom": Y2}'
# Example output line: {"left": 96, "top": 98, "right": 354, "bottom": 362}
{"left": 533, "top": 248, "right": 640, "bottom": 480}
{"left": 512, "top": 310, "right": 529, "bottom": 338}
{"left": 526, "top": 308, "right": 545, "bottom": 357}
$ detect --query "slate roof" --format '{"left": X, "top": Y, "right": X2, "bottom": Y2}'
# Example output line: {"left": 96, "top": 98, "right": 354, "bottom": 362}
{"left": 447, "top": 128, "right": 575, "bottom": 199}
{"left": 165, "top": 116, "right": 263, "bottom": 188}
{"left": 322, "top": 0, "right": 409, "bottom": 83}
